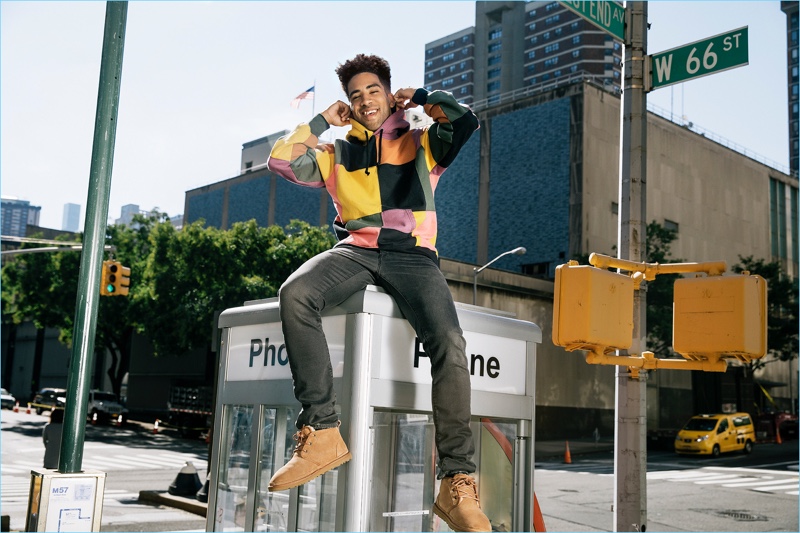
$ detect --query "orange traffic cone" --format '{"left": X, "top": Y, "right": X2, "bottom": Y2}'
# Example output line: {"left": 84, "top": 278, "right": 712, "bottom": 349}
{"left": 564, "top": 440, "right": 572, "bottom": 464}
{"left": 153, "top": 419, "right": 160, "bottom": 434}
{"left": 25, "top": 403, "right": 31, "bottom": 414}
{"left": 533, "top": 492, "right": 547, "bottom": 532}
{"left": 776, "top": 426, "right": 783, "bottom": 444}
{"left": 13, "top": 402, "right": 19, "bottom": 413}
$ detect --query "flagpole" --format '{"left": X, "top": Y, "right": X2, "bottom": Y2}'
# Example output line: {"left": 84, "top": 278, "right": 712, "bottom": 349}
{"left": 312, "top": 79, "right": 316, "bottom": 119}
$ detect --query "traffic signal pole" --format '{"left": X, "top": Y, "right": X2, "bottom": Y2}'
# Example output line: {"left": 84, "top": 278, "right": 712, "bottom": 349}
{"left": 615, "top": 2, "right": 648, "bottom": 531}
{"left": 59, "top": 2, "right": 128, "bottom": 473}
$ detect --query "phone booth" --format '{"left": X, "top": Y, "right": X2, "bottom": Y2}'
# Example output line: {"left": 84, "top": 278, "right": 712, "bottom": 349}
{"left": 207, "top": 285, "right": 541, "bottom": 532}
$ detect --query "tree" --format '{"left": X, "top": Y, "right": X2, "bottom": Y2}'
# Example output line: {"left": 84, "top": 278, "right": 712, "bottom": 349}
{"left": 645, "top": 221, "right": 684, "bottom": 356}
{"left": 732, "top": 256, "right": 798, "bottom": 371}
{"left": 1, "top": 216, "right": 337, "bottom": 399}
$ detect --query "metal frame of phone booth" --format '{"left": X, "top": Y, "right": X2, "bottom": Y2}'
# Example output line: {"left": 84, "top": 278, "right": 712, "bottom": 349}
{"left": 206, "top": 285, "right": 541, "bottom": 532}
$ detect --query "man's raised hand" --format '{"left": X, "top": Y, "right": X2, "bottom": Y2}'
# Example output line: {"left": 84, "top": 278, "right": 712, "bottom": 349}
{"left": 393, "top": 88, "right": 418, "bottom": 111}
{"left": 322, "top": 101, "right": 351, "bottom": 127}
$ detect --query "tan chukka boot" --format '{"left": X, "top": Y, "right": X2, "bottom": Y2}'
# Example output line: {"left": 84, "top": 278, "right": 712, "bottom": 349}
{"left": 268, "top": 424, "right": 352, "bottom": 492}
{"left": 433, "top": 473, "right": 491, "bottom": 532}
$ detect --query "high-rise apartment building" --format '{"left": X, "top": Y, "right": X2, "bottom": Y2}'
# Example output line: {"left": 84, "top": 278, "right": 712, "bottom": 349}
{"left": 1, "top": 197, "right": 41, "bottom": 237}
{"left": 424, "top": 1, "right": 622, "bottom": 106}
{"left": 782, "top": 0, "right": 798, "bottom": 174}
{"left": 62, "top": 203, "right": 81, "bottom": 232}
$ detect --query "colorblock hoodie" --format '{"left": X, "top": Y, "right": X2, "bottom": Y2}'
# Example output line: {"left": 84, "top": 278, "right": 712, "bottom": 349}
{"left": 267, "top": 88, "right": 479, "bottom": 259}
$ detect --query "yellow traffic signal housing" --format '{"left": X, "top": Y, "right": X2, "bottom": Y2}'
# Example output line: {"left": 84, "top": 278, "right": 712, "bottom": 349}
{"left": 100, "top": 260, "right": 116, "bottom": 296}
{"left": 552, "top": 263, "right": 634, "bottom": 353}
{"left": 115, "top": 264, "right": 131, "bottom": 296}
{"left": 673, "top": 274, "right": 767, "bottom": 363}
{"left": 100, "top": 260, "right": 131, "bottom": 297}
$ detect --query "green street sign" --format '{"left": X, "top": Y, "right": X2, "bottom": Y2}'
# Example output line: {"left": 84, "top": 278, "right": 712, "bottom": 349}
{"left": 560, "top": 1, "right": 625, "bottom": 41}
{"left": 649, "top": 27, "right": 749, "bottom": 91}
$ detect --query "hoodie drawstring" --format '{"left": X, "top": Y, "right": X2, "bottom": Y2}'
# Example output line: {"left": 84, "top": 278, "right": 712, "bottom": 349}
{"left": 365, "top": 129, "right": 383, "bottom": 176}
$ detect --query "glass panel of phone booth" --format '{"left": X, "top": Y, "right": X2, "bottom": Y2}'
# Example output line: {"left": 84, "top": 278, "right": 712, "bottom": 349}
{"left": 254, "top": 407, "right": 290, "bottom": 532}
{"left": 369, "top": 413, "right": 516, "bottom": 532}
{"left": 215, "top": 405, "right": 254, "bottom": 532}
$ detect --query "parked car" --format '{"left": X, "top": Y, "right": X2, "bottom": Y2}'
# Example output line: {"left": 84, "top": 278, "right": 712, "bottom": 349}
{"left": 1, "top": 388, "right": 16, "bottom": 410}
{"left": 31, "top": 388, "right": 67, "bottom": 415}
{"left": 675, "top": 412, "right": 755, "bottom": 456}
{"left": 87, "top": 390, "right": 128, "bottom": 425}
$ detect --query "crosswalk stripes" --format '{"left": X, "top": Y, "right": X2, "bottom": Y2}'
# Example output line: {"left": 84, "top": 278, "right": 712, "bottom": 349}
{"left": 1, "top": 451, "right": 208, "bottom": 478}
{"left": 646, "top": 467, "right": 799, "bottom": 495}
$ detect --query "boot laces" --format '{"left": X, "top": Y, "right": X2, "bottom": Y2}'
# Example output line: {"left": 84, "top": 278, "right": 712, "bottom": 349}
{"left": 450, "top": 475, "right": 480, "bottom": 504}
{"left": 292, "top": 427, "right": 315, "bottom": 455}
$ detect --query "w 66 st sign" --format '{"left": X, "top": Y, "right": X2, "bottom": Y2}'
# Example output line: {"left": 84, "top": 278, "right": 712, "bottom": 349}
{"left": 648, "top": 27, "right": 749, "bottom": 91}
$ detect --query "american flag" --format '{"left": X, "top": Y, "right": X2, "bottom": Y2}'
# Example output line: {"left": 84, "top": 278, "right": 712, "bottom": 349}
{"left": 290, "top": 86, "right": 315, "bottom": 109}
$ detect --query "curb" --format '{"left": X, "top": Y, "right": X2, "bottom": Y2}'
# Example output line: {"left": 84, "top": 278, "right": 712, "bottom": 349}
{"left": 138, "top": 490, "right": 207, "bottom": 517}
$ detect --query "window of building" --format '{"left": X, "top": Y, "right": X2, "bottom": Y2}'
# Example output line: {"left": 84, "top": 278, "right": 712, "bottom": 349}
{"left": 573, "top": 35, "right": 581, "bottom": 45}
{"left": 488, "top": 68, "right": 501, "bottom": 79}
{"left": 460, "top": 61, "right": 467, "bottom": 69}
{"left": 572, "top": 50, "right": 580, "bottom": 58}
{"left": 546, "top": 2, "right": 557, "bottom": 11}
{"left": 614, "top": 42, "right": 621, "bottom": 51}
{"left": 488, "top": 42, "right": 502, "bottom": 53}
{"left": 543, "top": 31, "right": 550, "bottom": 40}
{"left": 444, "top": 53, "right": 455, "bottom": 61}
{"left": 570, "top": 65, "right": 578, "bottom": 73}
{"left": 528, "top": 22, "right": 536, "bottom": 31}
{"left": 427, "top": 73, "right": 434, "bottom": 80}
{"left": 664, "top": 219, "right": 679, "bottom": 233}
{"left": 245, "top": 161, "right": 253, "bottom": 171}
{"left": 488, "top": 55, "right": 501, "bottom": 66}
{"left": 528, "top": 50, "right": 536, "bottom": 60}
{"left": 522, "top": 262, "right": 551, "bottom": 279}
{"left": 611, "top": 202, "right": 619, "bottom": 215}
{"left": 770, "top": 178, "right": 787, "bottom": 259}
{"left": 489, "top": 28, "right": 502, "bottom": 40}
{"left": 426, "top": 61, "right": 433, "bottom": 68}
{"left": 793, "top": 65, "right": 798, "bottom": 81}
{"left": 443, "top": 40, "right": 455, "bottom": 49}
{"left": 544, "top": 57, "right": 559, "bottom": 67}
{"left": 460, "top": 87, "right": 468, "bottom": 95}
{"left": 487, "top": 81, "right": 501, "bottom": 92}
{"left": 440, "top": 68, "right": 447, "bottom": 76}
{"left": 530, "top": 36, "right": 538, "bottom": 45}
{"left": 555, "top": 69, "right": 562, "bottom": 77}
{"left": 442, "top": 78, "right": 454, "bottom": 87}
{"left": 426, "top": 49, "right": 433, "bottom": 56}
{"left": 450, "top": 65, "right": 457, "bottom": 72}
{"left": 545, "top": 43, "right": 560, "bottom": 53}
{"left": 545, "top": 14, "right": 560, "bottom": 25}
{"left": 529, "top": 9, "right": 537, "bottom": 17}
{"left": 462, "top": 35, "right": 471, "bottom": 43}
{"left": 571, "top": 21, "right": 579, "bottom": 31}
{"left": 461, "top": 74, "right": 469, "bottom": 81}
{"left": 542, "top": 73, "right": 551, "bottom": 81}
{"left": 555, "top": 28, "right": 562, "bottom": 36}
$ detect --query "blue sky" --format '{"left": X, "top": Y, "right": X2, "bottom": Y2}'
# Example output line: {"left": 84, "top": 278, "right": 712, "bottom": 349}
{"left": 1, "top": 1, "right": 789, "bottom": 230}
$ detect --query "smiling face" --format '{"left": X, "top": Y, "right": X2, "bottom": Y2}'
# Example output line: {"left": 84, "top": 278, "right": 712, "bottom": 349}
{"left": 346, "top": 72, "right": 395, "bottom": 131}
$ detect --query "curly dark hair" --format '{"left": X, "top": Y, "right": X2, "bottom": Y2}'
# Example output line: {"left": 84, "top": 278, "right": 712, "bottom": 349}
{"left": 335, "top": 54, "right": 391, "bottom": 95}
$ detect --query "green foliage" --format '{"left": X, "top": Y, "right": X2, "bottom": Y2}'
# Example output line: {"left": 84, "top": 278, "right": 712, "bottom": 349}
{"left": 1, "top": 217, "right": 336, "bottom": 396}
{"left": 733, "top": 256, "right": 799, "bottom": 369}
{"left": 645, "top": 221, "right": 684, "bottom": 356}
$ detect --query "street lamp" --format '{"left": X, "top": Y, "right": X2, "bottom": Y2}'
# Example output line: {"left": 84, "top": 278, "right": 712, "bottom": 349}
{"left": 473, "top": 246, "right": 526, "bottom": 305}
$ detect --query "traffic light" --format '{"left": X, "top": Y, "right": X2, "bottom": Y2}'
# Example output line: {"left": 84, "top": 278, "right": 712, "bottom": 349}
{"left": 552, "top": 261, "right": 634, "bottom": 353}
{"left": 100, "top": 260, "right": 131, "bottom": 297}
{"left": 673, "top": 273, "right": 767, "bottom": 363}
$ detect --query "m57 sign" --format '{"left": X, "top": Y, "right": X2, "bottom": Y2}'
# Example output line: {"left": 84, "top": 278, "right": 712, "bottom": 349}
{"left": 648, "top": 27, "right": 749, "bottom": 90}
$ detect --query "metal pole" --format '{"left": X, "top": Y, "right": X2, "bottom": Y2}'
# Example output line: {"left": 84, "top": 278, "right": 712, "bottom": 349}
{"left": 59, "top": 1, "right": 127, "bottom": 473}
{"left": 614, "top": 2, "right": 647, "bottom": 531}
{"left": 472, "top": 247, "right": 526, "bottom": 305}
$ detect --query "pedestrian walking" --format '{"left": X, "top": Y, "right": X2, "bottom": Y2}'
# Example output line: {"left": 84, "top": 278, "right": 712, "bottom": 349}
{"left": 43, "top": 408, "right": 64, "bottom": 469}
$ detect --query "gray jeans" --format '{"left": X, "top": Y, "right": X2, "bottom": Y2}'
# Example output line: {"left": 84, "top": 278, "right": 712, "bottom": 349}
{"left": 278, "top": 245, "right": 476, "bottom": 476}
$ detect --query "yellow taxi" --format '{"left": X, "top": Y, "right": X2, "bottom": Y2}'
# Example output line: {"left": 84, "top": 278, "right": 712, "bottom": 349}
{"left": 674, "top": 413, "right": 755, "bottom": 456}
